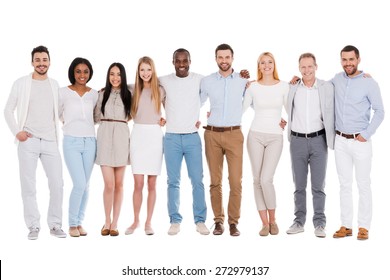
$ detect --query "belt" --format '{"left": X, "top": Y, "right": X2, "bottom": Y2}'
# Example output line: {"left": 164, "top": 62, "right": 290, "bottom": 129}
{"left": 336, "top": 130, "right": 360, "bottom": 139}
{"left": 291, "top": 129, "right": 325, "bottom": 138}
{"left": 101, "top": 119, "right": 127, "bottom": 124}
{"left": 203, "top": 125, "right": 241, "bottom": 132}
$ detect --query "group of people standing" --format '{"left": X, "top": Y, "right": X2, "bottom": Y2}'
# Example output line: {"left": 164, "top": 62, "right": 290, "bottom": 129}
{"left": 4, "top": 43, "right": 384, "bottom": 241}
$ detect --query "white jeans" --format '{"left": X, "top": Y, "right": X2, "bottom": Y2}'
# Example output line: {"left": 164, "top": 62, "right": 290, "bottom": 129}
{"left": 335, "top": 135, "right": 372, "bottom": 229}
{"left": 18, "top": 137, "right": 64, "bottom": 230}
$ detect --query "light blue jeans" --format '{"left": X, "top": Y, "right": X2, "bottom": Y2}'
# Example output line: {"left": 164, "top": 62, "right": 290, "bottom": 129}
{"left": 63, "top": 136, "right": 96, "bottom": 227}
{"left": 164, "top": 132, "right": 207, "bottom": 224}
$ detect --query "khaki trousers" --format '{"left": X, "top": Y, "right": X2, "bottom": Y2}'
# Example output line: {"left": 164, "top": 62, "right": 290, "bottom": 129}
{"left": 204, "top": 129, "right": 243, "bottom": 225}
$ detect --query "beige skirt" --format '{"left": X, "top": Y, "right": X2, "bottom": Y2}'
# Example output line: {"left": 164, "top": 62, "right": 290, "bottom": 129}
{"left": 130, "top": 124, "right": 163, "bottom": 175}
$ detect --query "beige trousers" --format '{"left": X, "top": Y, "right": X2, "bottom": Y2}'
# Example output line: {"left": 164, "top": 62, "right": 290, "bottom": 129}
{"left": 247, "top": 131, "right": 283, "bottom": 210}
{"left": 204, "top": 129, "right": 243, "bottom": 225}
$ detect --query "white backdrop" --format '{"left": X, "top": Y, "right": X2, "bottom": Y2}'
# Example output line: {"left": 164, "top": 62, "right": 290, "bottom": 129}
{"left": 0, "top": 0, "right": 388, "bottom": 279}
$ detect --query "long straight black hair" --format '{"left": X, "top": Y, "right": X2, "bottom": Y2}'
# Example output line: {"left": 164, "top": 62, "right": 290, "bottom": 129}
{"left": 101, "top": 62, "right": 131, "bottom": 119}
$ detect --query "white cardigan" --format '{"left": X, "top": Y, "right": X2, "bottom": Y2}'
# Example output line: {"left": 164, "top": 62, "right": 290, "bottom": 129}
{"left": 4, "top": 73, "right": 60, "bottom": 144}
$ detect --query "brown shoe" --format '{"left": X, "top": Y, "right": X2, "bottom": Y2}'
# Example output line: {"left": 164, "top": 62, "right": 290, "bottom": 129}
{"left": 101, "top": 226, "right": 110, "bottom": 236}
{"left": 259, "top": 225, "right": 269, "bottom": 236}
{"left": 69, "top": 227, "right": 80, "bottom": 237}
{"left": 77, "top": 225, "right": 87, "bottom": 236}
{"left": 270, "top": 223, "right": 279, "bottom": 235}
{"left": 110, "top": 229, "right": 119, "bottom": 236}
{"left": 213, "top": 222, "right": 224, "bottom": 235}
{"left": 357, "top": 227, "right": 369, "bottom": 240}
{"left": 333, "top": 226, "right": 352, "bottom": 238}
{"left": 229, "top": 224, "right": 240, "bottom": 236}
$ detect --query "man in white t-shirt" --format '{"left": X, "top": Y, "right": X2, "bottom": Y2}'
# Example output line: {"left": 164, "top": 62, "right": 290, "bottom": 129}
{"left": 159, "top": 48, "right": 210, "bottom": 235}
{"left": 4, "top": 45, "right": 66, "bottom": 240}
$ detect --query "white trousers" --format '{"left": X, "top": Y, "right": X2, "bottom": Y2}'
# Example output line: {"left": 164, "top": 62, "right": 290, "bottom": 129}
{"left": 335, "top": 135, "right": 372, "bottom": 229}
{"left": 18, "top": 137, "right": 64, "bottom": 230}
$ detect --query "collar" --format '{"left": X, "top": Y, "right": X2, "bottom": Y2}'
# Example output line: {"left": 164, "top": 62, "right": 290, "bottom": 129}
{"left": 343, "top": 70, "right": 364, "bottom": 79}
{"left": 216, "top": 69, "right": 235, "bottom": 79}
{"left": 299, "top": 78, "right": 318, "bottom": 89}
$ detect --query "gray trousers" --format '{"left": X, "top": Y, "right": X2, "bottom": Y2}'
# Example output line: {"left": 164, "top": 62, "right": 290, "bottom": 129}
{"left": 290, "top": 134, "right": 327, "bottom": 227}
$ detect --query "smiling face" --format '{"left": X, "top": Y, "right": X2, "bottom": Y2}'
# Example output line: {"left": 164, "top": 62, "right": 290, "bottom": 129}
{"left": 341, "top": 50, "right": 360, "bottom": 77}
{"left": 216, "top": 49, "right": 233, "bottom": 74}
{"left": 173, "top": 51, "right": 191, "bottom": 78}
{"left": 299, "top": 56, "right": 317, "bottom": 84}
{"left": 109, "top": 66, "right": 121, "bottom": 89}
{"left": 74, "top": 63, "right": 90, "bottom": 86}
{"left": 139, "top": 62, "right": 152, "bottom": 83}
{"left": 258, "top": 55, "right": 274, "bottom": 76}
{"left": 31, "top": 52, "right": 50, "bottom": 79}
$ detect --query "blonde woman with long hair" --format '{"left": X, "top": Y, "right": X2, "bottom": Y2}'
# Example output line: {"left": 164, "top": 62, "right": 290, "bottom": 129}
{"left": 125, "top": 56, "right": 165, "bottom": 235}
{"left": 242, "top": 52, "right": 288, "bottom": 237}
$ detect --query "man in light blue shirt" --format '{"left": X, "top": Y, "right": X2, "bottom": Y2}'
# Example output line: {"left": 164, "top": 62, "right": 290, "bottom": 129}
{"left": 200, "top": 43, "right": 247, "bottom": 236}
{"left": 332, "top": 45, "right": 384, "bottom": 240}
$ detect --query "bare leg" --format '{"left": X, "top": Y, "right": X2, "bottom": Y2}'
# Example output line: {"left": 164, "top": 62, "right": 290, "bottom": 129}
{"left": 259, "top": 210, "right": 269, "bottom": 226}
{"left": 101, "top": 166, "right": 115, "bottom": 229}
{"left": 268, "top": 209, "right": 276, "bottom": 224}
{"left": 110, "top": 166, "right": 126, "bottom": 230}
{"left": 145, "top": 175, "right": 157, "bottom": 229}
{"left": 129, "top": 174, "right": 144, "bottom": 230}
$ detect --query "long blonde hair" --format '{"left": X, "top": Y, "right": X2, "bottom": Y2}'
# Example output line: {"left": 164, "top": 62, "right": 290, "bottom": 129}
{"left": 131, "top": 56, "right": 161, "bottom": 117}
{"left": 257, "top": 52, "right": 280, "bottom": 81}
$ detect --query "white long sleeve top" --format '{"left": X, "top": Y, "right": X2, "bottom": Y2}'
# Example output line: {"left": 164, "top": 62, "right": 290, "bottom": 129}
{"left": 242, "top": 81, "right": 289, "bottom": 135}
{"left": 59, "top": 86, "right": 98, "bottom": 137}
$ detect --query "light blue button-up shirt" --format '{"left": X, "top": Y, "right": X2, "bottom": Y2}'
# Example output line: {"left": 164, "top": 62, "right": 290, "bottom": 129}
{"left": 332, "top": 71, "right": 384, "bottom": 140}
{"left": 200, "top": 71, "right": 247, "bottom": 126}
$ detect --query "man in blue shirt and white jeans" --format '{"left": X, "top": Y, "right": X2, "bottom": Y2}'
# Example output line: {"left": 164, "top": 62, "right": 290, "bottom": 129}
{"left": 332, "top": 45, "right": 384, "bottom": 240}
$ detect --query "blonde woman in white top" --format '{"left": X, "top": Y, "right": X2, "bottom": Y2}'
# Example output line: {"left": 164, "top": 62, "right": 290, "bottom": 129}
{"left": 59, "top": 57, "right": 98, "bottom": 237}
{"left": 242, "top": 52, "right": 288, "bottom": 236}
{"left": 125, "top": 56, "right": 165, "bottom": 235}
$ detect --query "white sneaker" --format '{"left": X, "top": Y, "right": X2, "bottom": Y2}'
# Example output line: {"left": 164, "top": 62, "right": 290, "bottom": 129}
{"left": 196, "top": 222, "right": 210, "bottom": 235}
{"left": 168, "top": 223, "right": 180, "bottom": 235}
{"left": 286, "top": 223, "right": 304, "bottom": 234}
{"left": 50, "top": 227, "right": 67, "bottom": 238}
{"left": 28, "top": 227, "right": 39, "bottom": 240}
{"left": 314, "top": 226, "right": 326, "bottom": 238}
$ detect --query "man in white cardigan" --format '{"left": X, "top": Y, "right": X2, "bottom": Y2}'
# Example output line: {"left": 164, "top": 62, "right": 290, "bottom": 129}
{"left": 4, "top": 45, "right": 66, "bottom": 240}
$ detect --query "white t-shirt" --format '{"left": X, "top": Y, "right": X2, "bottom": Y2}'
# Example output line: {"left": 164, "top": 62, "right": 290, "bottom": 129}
{"left": 159, "top": 72, "right": 203, "bottom": 133}
{"left": 24, "top": 79, "right": 56, "bottom": 141}
{"left": 59, "top": 86, "right": 98, "bottom": 137}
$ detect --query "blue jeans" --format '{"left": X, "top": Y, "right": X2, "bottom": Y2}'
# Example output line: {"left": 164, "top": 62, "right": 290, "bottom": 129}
{"left": 63, "top": 136, "right": 96, "bottom": 227}
{"left": 164, "top": 132, "right": 207, "bottom": 224}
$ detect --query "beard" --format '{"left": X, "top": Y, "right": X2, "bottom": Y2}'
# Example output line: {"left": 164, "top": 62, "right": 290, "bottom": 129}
{"left": 217, "top": 63, "right": 231, "bottom": 72}
{"left": 34, "top": 66, "right": 48, "bottom": 76}
{"left": 344, "top": 65, "right": 358, "bottom": 76}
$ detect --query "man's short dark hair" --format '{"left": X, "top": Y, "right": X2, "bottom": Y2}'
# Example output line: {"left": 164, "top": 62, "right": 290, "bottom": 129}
{"left": 340, "top": 45, "right": 360, "bottom": 59}
{"left": 31, "top": 45, "right": 50, "bottom": 62}
{"left": 215, "top": 43, "right": 234, "bottom": 57}
{"left": 173, "top": 48, "right": 191, "bottom": 61}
